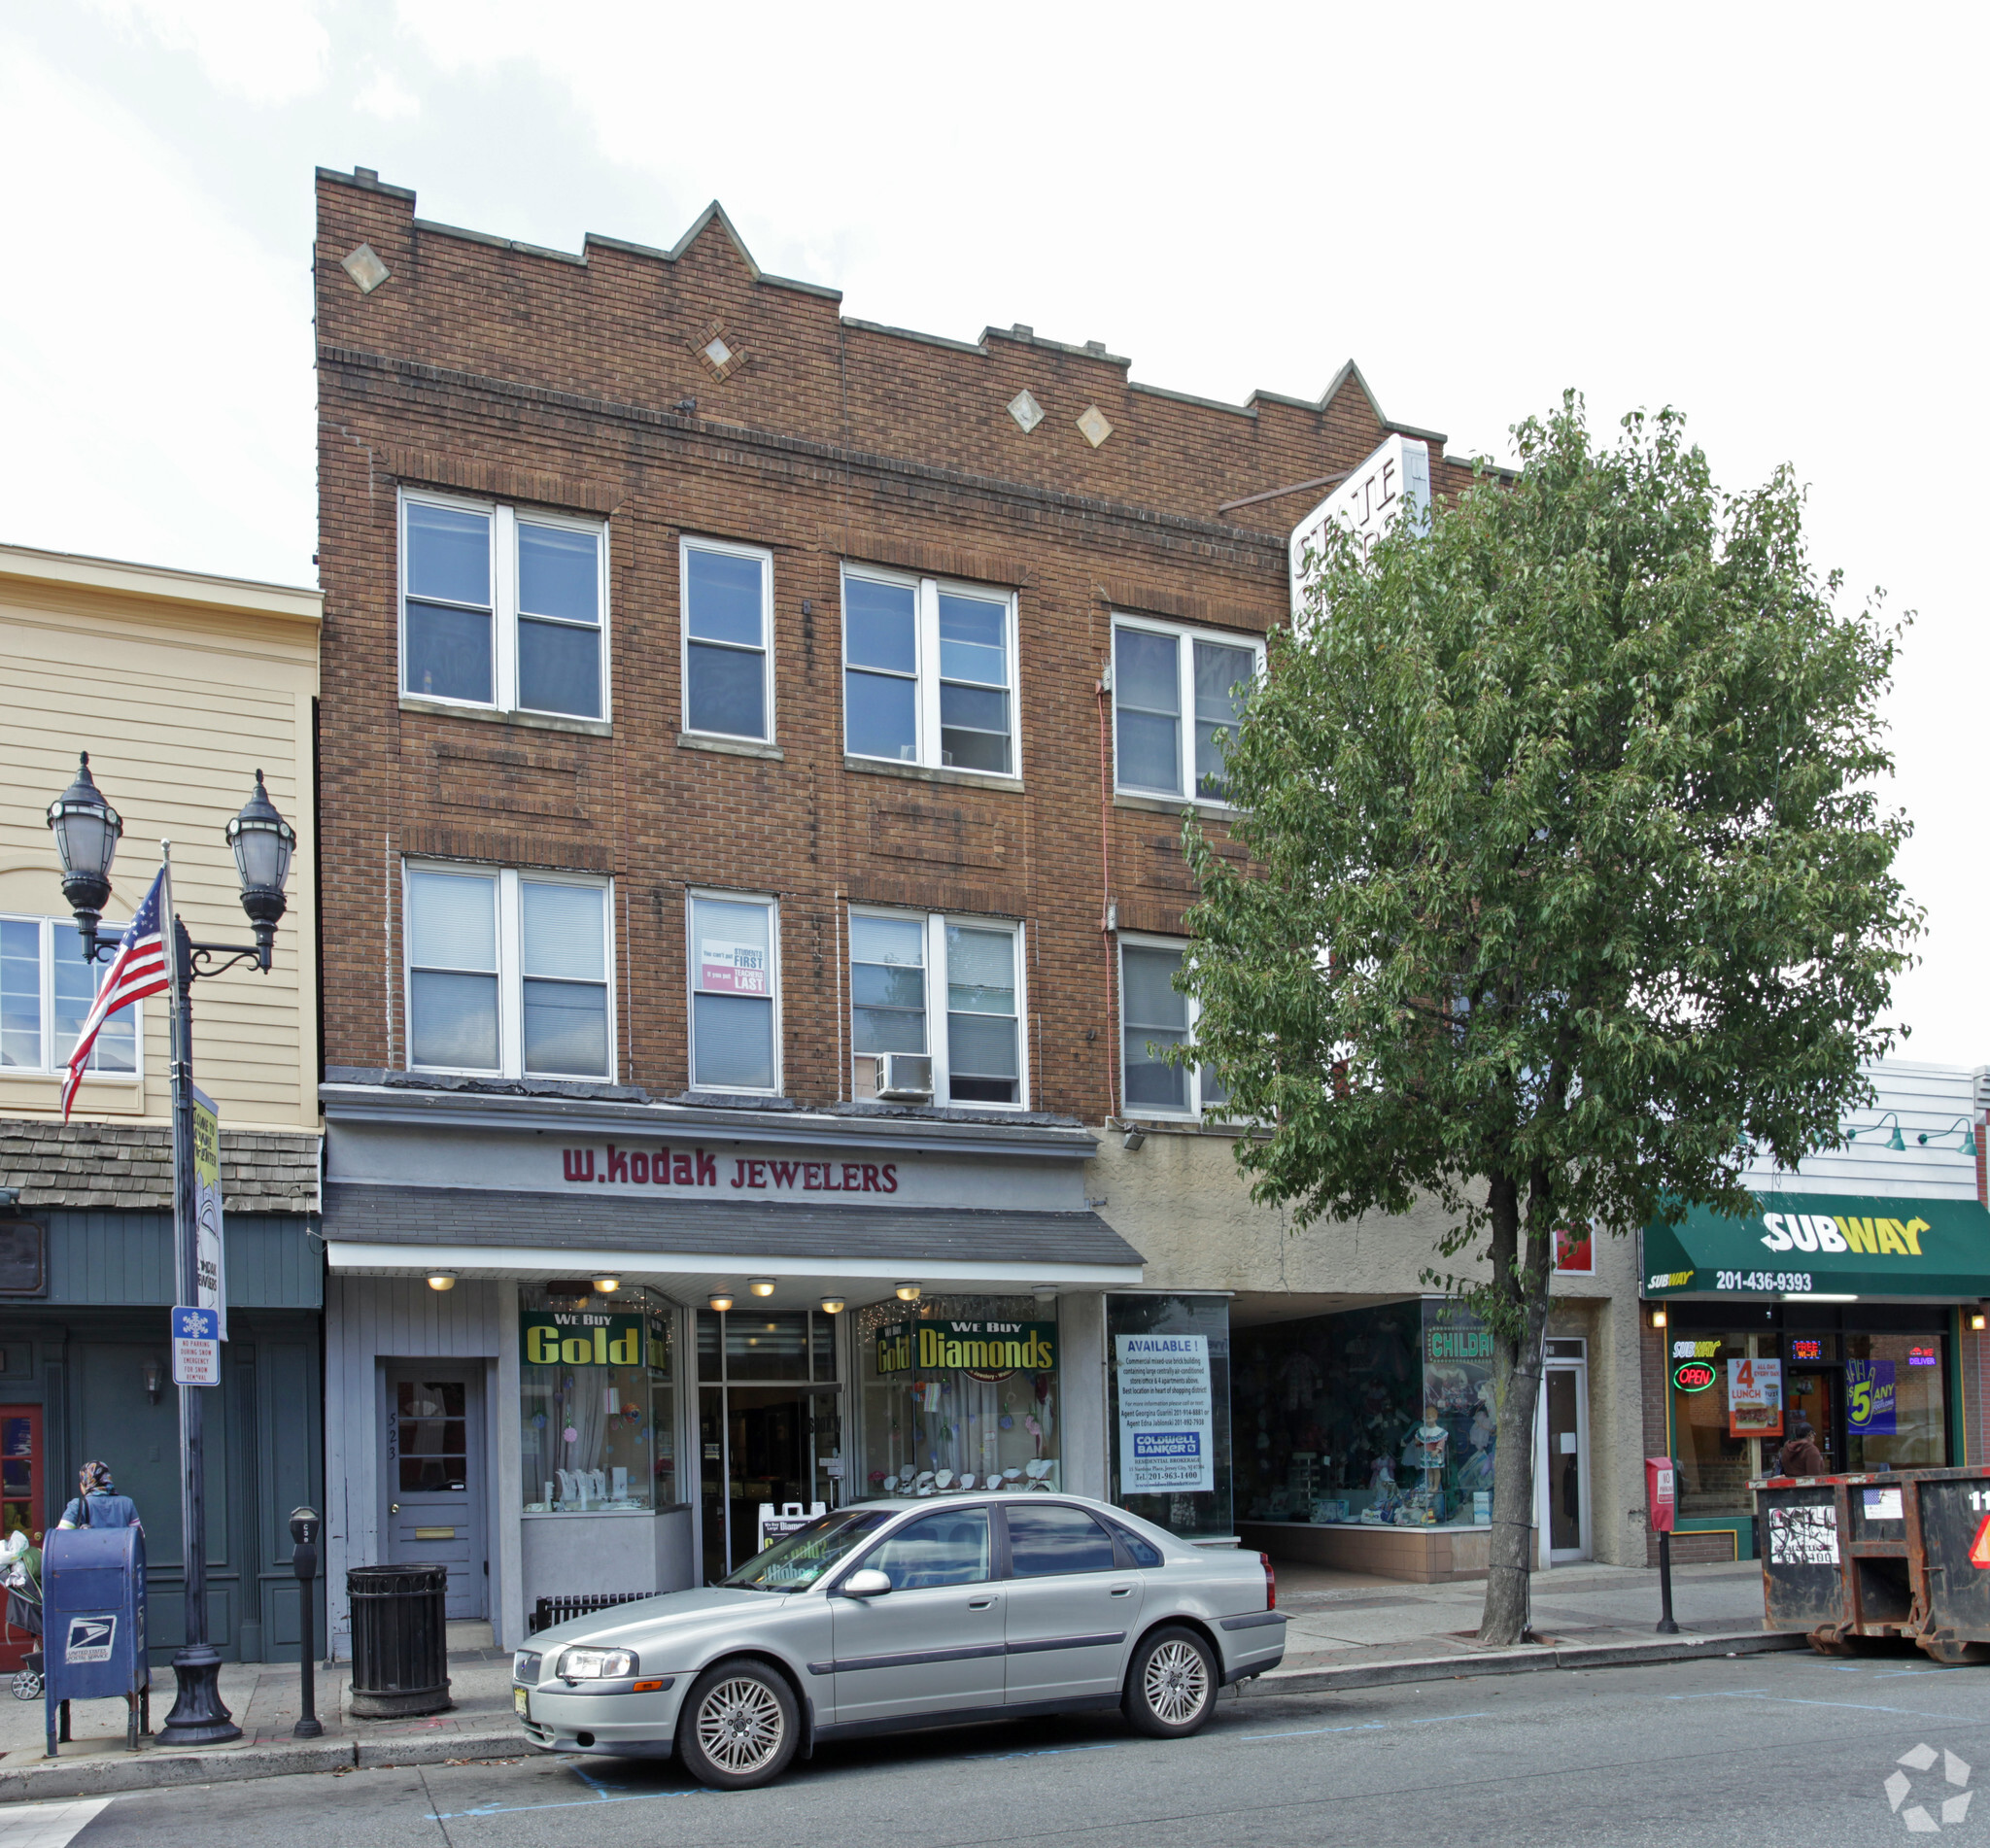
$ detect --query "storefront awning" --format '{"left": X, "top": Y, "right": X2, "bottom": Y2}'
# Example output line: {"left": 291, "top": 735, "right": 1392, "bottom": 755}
{"left": 1642, "top": 1191, "right": 1990, "bottom": 1299}
{"left": 323, "top": 1182, "right": 1145, "bottom": 1293}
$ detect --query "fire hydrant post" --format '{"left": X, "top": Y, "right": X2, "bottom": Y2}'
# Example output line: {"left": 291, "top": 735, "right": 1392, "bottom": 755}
{"left": 290, "top": 1507, "right": 323, "bottom": 1739}
{"left": 1646, "top": 1456, "right": 1680, "bottom": 1634}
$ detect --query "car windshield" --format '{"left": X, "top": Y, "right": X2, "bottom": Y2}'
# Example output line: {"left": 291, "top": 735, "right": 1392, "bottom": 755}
{"left": 721, "top": 1509, "right": 893, "bottom": 1591}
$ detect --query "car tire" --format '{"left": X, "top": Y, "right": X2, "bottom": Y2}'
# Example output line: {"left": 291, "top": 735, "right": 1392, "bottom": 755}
{"left": 1122, "top": 1625, "right": 1218, "bottom": 1738}
{"left": 674, "top": 1659, "right": 801, "bottom": 1790}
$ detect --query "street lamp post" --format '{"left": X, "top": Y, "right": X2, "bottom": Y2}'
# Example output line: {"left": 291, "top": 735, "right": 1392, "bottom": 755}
{"left": 47, "top": 754, "right": 295, "bottom": 1748}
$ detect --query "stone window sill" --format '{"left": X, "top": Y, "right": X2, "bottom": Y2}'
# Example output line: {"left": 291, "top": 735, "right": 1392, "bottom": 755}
{"left": 1112, "top": 791, "right": 1240, "bottom": 820}
{"left": 399, "top": 696, "right": 612, "bottom": 738}
{"left": 678, "top": 733, "right": 784, "bottom": 761}
{"left": 844, "top": 756, "right": 1023, "bottom": 795}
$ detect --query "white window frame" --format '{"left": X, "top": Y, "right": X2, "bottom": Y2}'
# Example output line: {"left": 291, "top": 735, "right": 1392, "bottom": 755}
{"left": 398, "top": 489, "right": 611, "bottom": 721}
{"left": 0, "top": 914, "right": 143, "bottom": 1081}
{"left": 847, "top": 907, "right": 1028, "bottom": 1110}
{"left": 841, "top": 565, "right": 1021, "bottom": 778}
{"left": 1118, "top": 932, "right": 1221, "bottom": 1119}
{"left": 686, "top": 888, "right": 783, "bottom": 1097}
{"left": 1110, "top": 615, "right": 1263, "bottom": 806}
{"left": 679, "top": 534, "right": 776, "bottom": 742}
{"left": 401, "top": 861, "right": 617, "bottom": 1081}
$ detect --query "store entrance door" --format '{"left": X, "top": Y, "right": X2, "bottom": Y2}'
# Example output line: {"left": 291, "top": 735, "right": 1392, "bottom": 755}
{"left": 700, "top": 1386, "right": 844, "bottom": 1580}
{"left": 382, "top": 1364, "right": 486, "bottom": 1621}
{"left": 1536, "top": 1341, "right": 1592, "bottom": 1565}
{"left": 1783, "top": 1367, "right": 1840, "bottom": 1474}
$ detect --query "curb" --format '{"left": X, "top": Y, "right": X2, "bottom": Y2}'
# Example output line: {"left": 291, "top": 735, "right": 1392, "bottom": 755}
{"left": 0, "top": 1729, "right": 526, "bottom": 1803}
{"left": 1232, "top": 1628, "right": 1810, "bottom": 1698}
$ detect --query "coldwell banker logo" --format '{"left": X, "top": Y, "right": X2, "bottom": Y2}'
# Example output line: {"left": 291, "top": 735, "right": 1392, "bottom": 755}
{"left": 1134, "top": 1433, "right": 1201, "bottom": 1459}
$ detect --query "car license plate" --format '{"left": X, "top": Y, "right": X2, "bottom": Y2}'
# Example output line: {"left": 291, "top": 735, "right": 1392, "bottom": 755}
{"left": 513, "top": 1687, "right": 529, "bottom": 1718}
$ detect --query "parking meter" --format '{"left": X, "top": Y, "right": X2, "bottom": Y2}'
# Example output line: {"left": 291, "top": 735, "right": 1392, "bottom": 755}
{"left": 290, "top": 1506, "right": 323, "bottom": 1738}
{"left": 43, "top": 1525, "right": 148, "bottom": 1757}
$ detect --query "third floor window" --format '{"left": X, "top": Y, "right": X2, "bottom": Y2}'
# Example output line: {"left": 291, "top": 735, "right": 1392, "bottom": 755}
{"left": 842, "top": 567, "right": 1018, "bottom": 777}
{"left": 400, "top": 493, "right": 607, "bottom": 721}
{"left": 1113, "top": 617, "right": 1259, "bottom": 804}
{"left": 681, "top": 537, "right": 773, "bottom": 742}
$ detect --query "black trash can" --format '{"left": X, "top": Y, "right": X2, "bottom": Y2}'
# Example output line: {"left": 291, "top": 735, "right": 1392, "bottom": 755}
{"left": 347, "top": 1564, "right": 453, "bottom": 1718}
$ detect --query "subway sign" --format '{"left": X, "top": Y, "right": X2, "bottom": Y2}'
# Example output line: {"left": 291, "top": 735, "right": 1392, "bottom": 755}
{"left": 520, "top": 1311, "right": 645, "bottom": 1368}
{"left": 876, "top": 1320, "right": 1055, "bottom": 1381}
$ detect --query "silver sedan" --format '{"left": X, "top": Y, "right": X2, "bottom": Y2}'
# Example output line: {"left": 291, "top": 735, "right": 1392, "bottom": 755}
{"left": 514, "top": 1492, "right": 1286, "bottom": 1788}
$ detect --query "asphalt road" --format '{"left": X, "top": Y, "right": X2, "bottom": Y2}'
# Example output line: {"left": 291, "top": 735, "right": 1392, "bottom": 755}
{"left": 18, "top": 1650, "right": 1990, "bottom": 1848}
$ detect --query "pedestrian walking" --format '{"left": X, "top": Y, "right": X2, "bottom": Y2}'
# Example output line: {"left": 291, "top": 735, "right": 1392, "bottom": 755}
{"left": 1776, "top": 1420, "right": 1829, "bottom": 1478}
{"left": 56, "top": 1461, "right": 141, "bottom": 1531}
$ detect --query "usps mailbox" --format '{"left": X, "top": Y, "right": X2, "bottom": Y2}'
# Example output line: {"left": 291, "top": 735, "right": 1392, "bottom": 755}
{"left": 44, "top": 1525, "right": 149, "bottom": 1756}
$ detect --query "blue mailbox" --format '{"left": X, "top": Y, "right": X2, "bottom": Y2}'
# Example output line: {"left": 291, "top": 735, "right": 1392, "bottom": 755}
{"left": 44, "top": 1526, "right": 149, "bottom": 1756}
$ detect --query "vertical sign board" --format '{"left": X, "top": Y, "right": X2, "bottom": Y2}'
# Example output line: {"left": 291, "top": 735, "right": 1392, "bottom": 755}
{"left": 1848, "top": 1358, "right": 1898, "bottom": 1436}
{"left": 191, "top": 1084, "right": 226, "bottom": 1339}
{"left": 1115, "top": 1333, "right": 1215, "bottom": 1494}
{"left": 171, "top": 1306, "right": 221, "bottom": 1387}
{"left": 1287, "top": 433, "right": 1433, "bottom": 619}
{"left": 1727, "top": 1356, "right": 1783, "bottom": 1439}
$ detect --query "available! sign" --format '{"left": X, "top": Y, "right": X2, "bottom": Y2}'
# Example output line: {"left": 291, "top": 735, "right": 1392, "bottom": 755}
{"left": 520, "top": 1311, "right": 646, "bottom": 1369}
{"left": 875, "top": 1320, "right": 1054, "bottom": 1380}
{"left": 1115, "top": 1333, "right": 1215, "bottom": 1495}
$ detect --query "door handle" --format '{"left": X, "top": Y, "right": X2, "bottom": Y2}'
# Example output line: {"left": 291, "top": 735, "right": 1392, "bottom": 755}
{"left": 1110, "top": 1586, "right": 1132, "bottom": 1596}
{"left": 968, "top": 1596, "right": 998, "bottom": 1608}
{"left": 390, "top": 1502, "right": 400, "bottom": 1514}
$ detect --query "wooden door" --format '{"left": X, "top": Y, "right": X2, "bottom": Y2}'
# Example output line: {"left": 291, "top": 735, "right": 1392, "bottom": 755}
{"left": 382, "top": 1366, "right": 485, "bottom": 1621}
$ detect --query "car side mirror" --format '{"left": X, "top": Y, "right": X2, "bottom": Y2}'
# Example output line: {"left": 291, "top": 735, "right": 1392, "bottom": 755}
{"left": 841, "top": 1568, "right": 893, "bottom": 1598}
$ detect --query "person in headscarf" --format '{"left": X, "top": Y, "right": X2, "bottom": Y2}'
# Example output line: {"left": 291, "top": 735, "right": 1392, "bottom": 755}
{"left": 56, "top": 1461, "right": 141, "bottom": 1531}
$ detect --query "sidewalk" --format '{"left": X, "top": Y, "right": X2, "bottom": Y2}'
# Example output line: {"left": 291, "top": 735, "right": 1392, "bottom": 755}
{"left": 0, "top": 1566, "right": 1800, "bottom": 1800}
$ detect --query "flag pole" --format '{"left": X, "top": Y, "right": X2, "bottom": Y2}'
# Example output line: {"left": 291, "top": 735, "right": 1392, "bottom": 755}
{"left": 156, "top": 839, "right": 238, "bottom": 1746}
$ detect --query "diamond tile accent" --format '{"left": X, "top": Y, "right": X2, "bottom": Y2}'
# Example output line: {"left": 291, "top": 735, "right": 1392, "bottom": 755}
{"left": 1008, "top": 390, "right": 1045, "bottom": 434}
{"left": 690, "top": 317, "right": 748, "bottom": 382}
{"left": 1076, "top": 404, "right": 1113, "bottom": 448}
{"left": 341, "top": 243, "right": 391, "bottom": 294}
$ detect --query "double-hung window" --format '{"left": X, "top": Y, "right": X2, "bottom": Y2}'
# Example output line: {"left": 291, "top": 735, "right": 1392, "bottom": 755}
{"left": 688, "top": 892, "right": 779, "bottom": 1094}
{"left": 1112, "top": 618, "right": 1261, "bottom": 804}
{"left": 681, "top": 538, "right": 773, "bottom": 741}
{"left": 0, "top": 916, "right": 138, "bottom": 1078}
{"left": 849, "top": 910, "right": 1025, "bottom": 1107}
{"left": 842, "top": 568, "right": 1018, "bottom": 776}
{"left": 400, "top": 493, "right": 607, "bottom": 720}
{"left": 404, "top": 865, "right": 613, "bottom": 1078}
{"left": 1119, "top": 936, "right": 1225, "bottom": 1117}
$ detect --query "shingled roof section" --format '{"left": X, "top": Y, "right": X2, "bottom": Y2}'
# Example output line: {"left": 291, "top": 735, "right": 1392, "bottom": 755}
{"left": 0, "top": 1120, "right": 321, "bottom": 1214}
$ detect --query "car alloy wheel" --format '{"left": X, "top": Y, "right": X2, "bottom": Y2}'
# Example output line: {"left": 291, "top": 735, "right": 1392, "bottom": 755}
{"left": 695, "top": 1675, "right": 786, "bottom": 1775}
{"left": 1143, "top": 1639, "right": 1210, "bottom": 1727}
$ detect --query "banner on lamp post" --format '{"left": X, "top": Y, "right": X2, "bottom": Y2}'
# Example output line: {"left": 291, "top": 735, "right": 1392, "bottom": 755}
{"left": 191, "top": 1084, "right": 226, "bottom": 1340}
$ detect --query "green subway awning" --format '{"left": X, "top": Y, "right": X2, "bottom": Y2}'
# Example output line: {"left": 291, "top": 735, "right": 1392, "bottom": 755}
{"left": 1641, "top": 1192, "right": 1990, "bottom": 1299}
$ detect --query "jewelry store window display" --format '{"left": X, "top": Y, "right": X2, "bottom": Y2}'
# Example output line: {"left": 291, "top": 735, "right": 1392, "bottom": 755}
{"left": 521, "top": 1284, "right": 677, "bottom": 1512}
{"left": 855, "top": 1297, "right": 1061, "bottom": 1496}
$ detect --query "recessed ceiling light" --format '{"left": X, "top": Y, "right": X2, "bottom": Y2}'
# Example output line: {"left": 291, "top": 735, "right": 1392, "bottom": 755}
{"left": 426, "top": 1272, "right": 457, "bottom": 1291}
{"left": 749, "top": 1278, "right": 776, "bottom": 1297}
{"left": 709, "top": 1292, "right": 734, "bottom": 1313}
{"left": 894, "top": 1282, "right": 922, "bottom": 1303}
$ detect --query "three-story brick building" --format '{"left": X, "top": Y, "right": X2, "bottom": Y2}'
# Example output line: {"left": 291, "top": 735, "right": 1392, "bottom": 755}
{"left": 312, "top": 167, "right": 1646, "bottom": 1650}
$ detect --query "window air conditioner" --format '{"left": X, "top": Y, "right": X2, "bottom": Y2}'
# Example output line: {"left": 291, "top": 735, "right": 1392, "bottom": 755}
{"left": 877, "top": 1053, "right": 934, "bottom": 1101}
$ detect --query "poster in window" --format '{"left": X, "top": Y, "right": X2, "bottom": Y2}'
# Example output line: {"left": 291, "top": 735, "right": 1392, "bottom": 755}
{"left": 699, "top": 941, "right": 768, "bottom": 995}
{"left": 1847, "top": 1358, "right": 1898, "bottom": 1436}
{"left": 1553, "top": 1223, "right": 1594, "bottom": 1276}
{"left": 1727, "top": 1355, "right": 1783, "bottom": 1439}
{"left": 1115, "top": 1333, "right": 1214, "bottom": 1494}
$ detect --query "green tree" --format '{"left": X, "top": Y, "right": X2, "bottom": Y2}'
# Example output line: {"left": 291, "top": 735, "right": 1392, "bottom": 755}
{"left": 1180, "top": 397, "right": 1917, "bottom": 1644}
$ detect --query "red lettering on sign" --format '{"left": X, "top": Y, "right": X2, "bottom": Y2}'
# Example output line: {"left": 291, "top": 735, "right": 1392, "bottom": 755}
{"left": 880, "top": 1163, "right": 898, "bottom": 1193}
{"left": 842, "top": 1163, "right": 862, "bottom": 1191}
{"left": 605, "top": 1144, "right": 629, "bottom": 1184}
{"left": 563, "top": 1147, "right": 594, "bottom": 1182}
{"left": 731, "top": 1159, "right": 747, "bottom": 1189}
{"left": 695, "top": 1149, "right": 716, "bottom": 1187}
{"left": 747, "top": 1159, "right": 768, "bottom": 1189}
{"left": 631, "top": 1150, "right": 649, "bottom": 1184}
{"left": 770, "top": 1159, "right": 800, "bottom": 1189}
{"left": 861, "top": 1163, "right": 880, "bottom": 1192}
{"left": 804, "top": 1162, "right": 824, "bottom": 1189}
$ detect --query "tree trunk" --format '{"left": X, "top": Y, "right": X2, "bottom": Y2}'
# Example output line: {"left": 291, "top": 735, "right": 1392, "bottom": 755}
{"left": 1477, "top": 1167, "right": 1557, "bottom": 1646}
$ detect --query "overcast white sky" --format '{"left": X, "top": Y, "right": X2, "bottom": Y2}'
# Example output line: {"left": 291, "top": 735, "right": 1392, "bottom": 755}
{"left": 2, "top": 1, "right": 1983, "bottom": 1059}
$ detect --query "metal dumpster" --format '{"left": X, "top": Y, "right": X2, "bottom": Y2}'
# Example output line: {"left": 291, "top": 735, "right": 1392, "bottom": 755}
{"left": 1902, "top": 1467, "right": 1990, "bottom": 1664}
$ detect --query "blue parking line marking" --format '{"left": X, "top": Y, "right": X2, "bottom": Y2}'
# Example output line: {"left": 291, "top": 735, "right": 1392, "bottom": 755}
{"left": 1242, "top": 1709, "right": 1491, "bottom": 1743}
{"left": 428, "top": 1789, "right": 720, "bottom": 1820}
{"left": 1666, "top": 1691, "right": 1977, "bottom": 1722}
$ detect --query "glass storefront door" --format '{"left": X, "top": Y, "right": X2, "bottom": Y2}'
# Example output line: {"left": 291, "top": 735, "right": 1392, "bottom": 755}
{"left": 1539, "top": 1351, "right": 1591, "bottom": 1562}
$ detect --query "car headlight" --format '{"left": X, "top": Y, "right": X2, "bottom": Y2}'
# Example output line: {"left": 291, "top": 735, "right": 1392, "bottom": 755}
{"left": 559, "top": 1647, "right": 638, "bottom": 1680}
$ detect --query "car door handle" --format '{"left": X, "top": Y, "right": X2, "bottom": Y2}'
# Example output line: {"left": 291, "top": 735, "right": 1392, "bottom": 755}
{"left": 968, "top": 1596, "right": 998, "bottom": 1608}
{"left": 1109, "top": 1586, "right": 1132, "bottom": 1596}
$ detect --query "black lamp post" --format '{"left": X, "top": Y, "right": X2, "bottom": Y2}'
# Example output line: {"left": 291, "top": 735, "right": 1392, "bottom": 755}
{"left": 47, "top": 755, "right": 296, "bottom": 1748}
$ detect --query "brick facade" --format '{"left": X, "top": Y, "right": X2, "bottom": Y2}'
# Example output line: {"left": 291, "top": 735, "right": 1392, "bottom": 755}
{"left": 312, "top": 168, "right": 1476, "bottom": 1112}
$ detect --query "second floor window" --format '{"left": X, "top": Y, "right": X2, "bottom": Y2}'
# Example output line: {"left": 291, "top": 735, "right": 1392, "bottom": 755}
{"left": 842, "top": 568, "right": 1017, "bottom": 776}
{"left": 689, "top": 893, "right": 779, "bottom": 1093}
{"left": 682, "top": 538, "right": 773, "bottom": 741}
{"left": 405, "top": 865, "right": 612, "bottom": 1078}
{"left": 0, "top": 915, "right": 137, "bottom": 1078}
{"left": 401, "top": 494, "right": 607, "bottom": 720}
{"left": 1113, "top": 618, "right": 1260, "bottom": 803}
{"left": 1120, "top": 938, "right": 1224, "bottom": 1117}
{"left": 849, "top": 910, "right": 1024, "bottom": 1107}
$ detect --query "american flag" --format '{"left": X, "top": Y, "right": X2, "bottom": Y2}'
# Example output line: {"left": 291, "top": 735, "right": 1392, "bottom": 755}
{"left": 61, "top": 869, "right": 169, "bottom": 1121}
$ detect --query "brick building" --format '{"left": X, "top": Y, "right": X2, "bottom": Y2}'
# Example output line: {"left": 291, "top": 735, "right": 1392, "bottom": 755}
{"left": 311, "top": 166, "right": 1648, "bottom": 1648}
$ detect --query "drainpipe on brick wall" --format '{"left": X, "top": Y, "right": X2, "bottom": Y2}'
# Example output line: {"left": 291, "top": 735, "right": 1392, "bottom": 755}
{"left": 1095, "top": 677, "right": 1117, "bottom": 1121}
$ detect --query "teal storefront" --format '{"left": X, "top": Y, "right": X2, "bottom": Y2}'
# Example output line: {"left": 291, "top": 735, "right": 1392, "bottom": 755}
{"left": 1642, "top": 1192, "right": 1990, "bottom": 1559}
